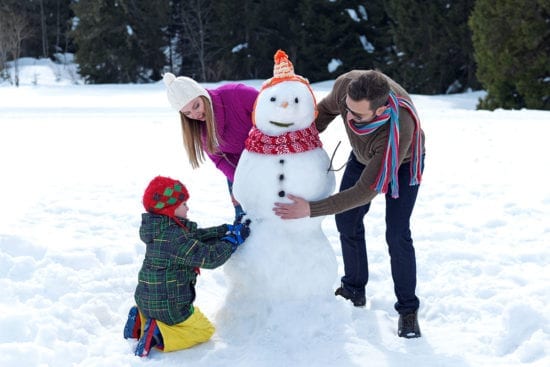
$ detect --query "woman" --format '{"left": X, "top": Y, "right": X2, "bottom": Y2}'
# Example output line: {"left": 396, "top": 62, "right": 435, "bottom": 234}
{"left": 163, "top": 73, "right": 258, "bottom": 220}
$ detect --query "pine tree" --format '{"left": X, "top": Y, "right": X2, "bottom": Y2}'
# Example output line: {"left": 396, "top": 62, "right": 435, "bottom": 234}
{"left": 208, "top": 0, "right": 264, "bottom": 80}
{"left": 119, "top": 0, "right": 169, "bottom": 81}
{"left": 71, "top": 0, "right": 168, "bottom": 83}
{"left": 291, "top": 0, "right": 379, "bottom": 82}
{"left": 208, "top": 0, "right": 389, "bottom": 82}
{"left": 385, "top": 0, "right": 478, "bottom": 94}
{"left": 359, "top": 0, "right": 395, "bottom": 72}
{"left": 469, "top": 0, "right": 550, "bottom": 110}
{"left": 71, "top": 0, "right": 132, "bottom": 83}
{"left": 204, "top": 0, "right": 294, "bottom": 81}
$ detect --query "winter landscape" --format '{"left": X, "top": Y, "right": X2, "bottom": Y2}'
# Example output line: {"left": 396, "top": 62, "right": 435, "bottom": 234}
{"left": 0, "top": 57, "right": 549, "bottom": 367}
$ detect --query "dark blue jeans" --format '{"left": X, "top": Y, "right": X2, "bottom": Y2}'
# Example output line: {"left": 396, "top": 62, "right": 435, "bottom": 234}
{"left": 335, "top": 152, "right": 423, "bottom": 314}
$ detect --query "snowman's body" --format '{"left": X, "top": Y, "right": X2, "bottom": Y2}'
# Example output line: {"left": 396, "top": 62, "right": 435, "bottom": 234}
{"left": 226, "top": 79, "right": 337, "bottom": 301}
{"left": 234, "top": 148, "right": 333, "bottom": 224}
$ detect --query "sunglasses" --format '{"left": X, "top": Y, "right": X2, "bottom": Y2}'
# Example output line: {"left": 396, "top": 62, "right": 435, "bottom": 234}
{"left": 343, "top": 103, "right": 375, "bottom": 124}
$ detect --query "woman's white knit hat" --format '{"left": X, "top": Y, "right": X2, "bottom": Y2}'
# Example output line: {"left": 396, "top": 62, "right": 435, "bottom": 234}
{"left": 163, "top": 72, "right": 210, "bottom": 111}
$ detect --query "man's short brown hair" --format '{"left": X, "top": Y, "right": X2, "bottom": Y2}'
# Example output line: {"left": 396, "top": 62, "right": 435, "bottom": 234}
{"left": 347, "top": 71, "right": 391, "bottom": 110}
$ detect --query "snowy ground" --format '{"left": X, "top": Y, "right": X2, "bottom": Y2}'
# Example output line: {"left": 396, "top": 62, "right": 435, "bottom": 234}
{"left": 0, "top": 58, "right": 549, "bottom": 366}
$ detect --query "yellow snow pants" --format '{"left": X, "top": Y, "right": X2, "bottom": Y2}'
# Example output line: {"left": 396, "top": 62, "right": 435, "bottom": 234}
{"left": 138, "top": 307, "right": 215, "bottom": 352}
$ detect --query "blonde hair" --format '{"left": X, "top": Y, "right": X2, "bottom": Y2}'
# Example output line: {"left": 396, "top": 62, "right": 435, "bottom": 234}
{"left": 179, "top": 96, "right": 220, "bottom": 169}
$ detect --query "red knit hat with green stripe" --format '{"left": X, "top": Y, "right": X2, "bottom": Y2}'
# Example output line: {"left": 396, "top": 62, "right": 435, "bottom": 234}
{"left": 143, "top": 176, "right": 189, "bottom": 218}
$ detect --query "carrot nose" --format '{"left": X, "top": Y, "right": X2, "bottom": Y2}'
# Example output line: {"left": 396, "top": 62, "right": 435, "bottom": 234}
{"left": 280, "top": 101, "right": 289, "bottom": 108}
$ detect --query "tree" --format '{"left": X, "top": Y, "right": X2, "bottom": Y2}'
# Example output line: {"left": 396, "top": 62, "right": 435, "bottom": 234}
{"left": 206, "top": 0, "right": 281, "bottom": 81}
{"left": 49, "top": 0, "right": 76, "bottom": 55}
{"left": 204, "top": 0, "right": 386, "bottom": 82}
{"left": 165, "top": 0, "right": 183, "bottom": 75}
{"left": 469, "top": 0, "right": 550, "bottom": 110}
{"left": 385, "top": 0, "right": 478, "bottom": 94}
{"left": 0, "top": 10, "right": 10, "bottom": 78}
{"left": 71, "top": 0, "right": 168, "bottom": 83}
{"left": 0, "top": 6, "right": 33, "bottom": 86}
{"left": 178, "top": 0, "right": 216, "bottom": 81}
{"left": 3, "top": 0, "right": 76, "bottom": 59}
{"left": 291, "top": 0, "right": 391, "bottom": 82}
{"left": 119, "top": 0, "right": 169, "bottom": 81}
{"left": 71, "top": 0, "right": 132, "bottom": 83}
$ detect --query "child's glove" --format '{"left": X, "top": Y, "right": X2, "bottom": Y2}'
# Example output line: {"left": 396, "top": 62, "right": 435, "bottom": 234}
{"left": 223, "top": 219, "right": 251, "bottom": 251}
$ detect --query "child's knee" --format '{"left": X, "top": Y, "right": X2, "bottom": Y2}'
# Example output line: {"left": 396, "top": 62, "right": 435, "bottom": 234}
{"left": 156, "top": 307, "right": 215, "bottom": 352}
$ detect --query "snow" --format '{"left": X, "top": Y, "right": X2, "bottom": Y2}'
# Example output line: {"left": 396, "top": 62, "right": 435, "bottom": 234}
{"left": 328, "top": 58, "right": 343, "bottom": 73}
{"left": 359, "top": 35, "right": 375, "bottom": 53}
{"left": 0, "top": 58, "right": 549, "bottom": 367}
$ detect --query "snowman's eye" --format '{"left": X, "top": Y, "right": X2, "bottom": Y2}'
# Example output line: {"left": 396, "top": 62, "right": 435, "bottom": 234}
{"left": 270, "top": 96, "right": 276, "bottom": 102}
{"left": 294, "top": 97, "right": 299, "bottom": 103}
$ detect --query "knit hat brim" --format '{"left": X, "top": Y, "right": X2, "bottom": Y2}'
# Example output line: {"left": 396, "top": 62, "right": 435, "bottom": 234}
{"left": 163, "top": 73, "right": 211, "bottom": 112}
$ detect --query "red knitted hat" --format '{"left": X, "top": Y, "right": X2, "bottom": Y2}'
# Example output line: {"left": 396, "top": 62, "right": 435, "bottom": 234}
{"left": 143, "top": 176, "right": 189, "bottom": 217}
{"left": 261, "top": 49, "right": 311, "bottom": 90}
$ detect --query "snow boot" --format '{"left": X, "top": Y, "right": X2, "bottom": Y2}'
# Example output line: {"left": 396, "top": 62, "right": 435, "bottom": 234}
{"left": 135, "top": 318, "right": 164, "bottom": 357}
{"left": 123, "top": 306, "right": 141, "bottom": 339}
{"left": 334, "top": 285, "right": 366, "bottom": 307}
{"left": 398, "top": 311, "right": 421, "bottom": 338}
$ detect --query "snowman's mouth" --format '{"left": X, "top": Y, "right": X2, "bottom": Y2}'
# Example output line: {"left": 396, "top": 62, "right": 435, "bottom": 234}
{"left": 270, "top": 121, "right": 294, "bottom": 128}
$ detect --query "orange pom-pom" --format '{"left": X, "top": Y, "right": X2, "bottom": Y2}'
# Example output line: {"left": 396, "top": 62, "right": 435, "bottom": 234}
{"left": 274, "top": 49, "right": 288, "bottom": 64}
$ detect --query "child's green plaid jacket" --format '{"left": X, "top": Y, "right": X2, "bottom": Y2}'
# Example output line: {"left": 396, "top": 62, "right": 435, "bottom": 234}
{"left": 134, "top": 213, "right": 233, "bottom": 325}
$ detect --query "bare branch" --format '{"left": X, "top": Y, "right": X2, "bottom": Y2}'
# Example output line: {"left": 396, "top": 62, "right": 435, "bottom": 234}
{"left": 0, "top": 7, "right": 33, "bottom": 85}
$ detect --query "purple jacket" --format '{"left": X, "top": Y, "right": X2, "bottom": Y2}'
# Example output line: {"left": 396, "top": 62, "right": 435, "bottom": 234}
{"left": 203, "top": 83, "right": 258, "bottom": 182}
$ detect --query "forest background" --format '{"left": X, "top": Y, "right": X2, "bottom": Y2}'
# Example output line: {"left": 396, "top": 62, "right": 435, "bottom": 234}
{"left": 0, "top": 0, "right": 548, "bottom": 110}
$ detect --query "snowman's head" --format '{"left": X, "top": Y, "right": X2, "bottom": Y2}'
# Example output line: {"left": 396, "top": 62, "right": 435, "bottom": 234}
{"left": 253, "top": 80, "right": 317, "bottom": 136}
{"left": 252, "top": 49, "right": 317, "bottom": 137}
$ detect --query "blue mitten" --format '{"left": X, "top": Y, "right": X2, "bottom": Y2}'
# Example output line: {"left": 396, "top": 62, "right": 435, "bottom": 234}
{"left": 223, "top": 219, "right": 251, "bottom": 252}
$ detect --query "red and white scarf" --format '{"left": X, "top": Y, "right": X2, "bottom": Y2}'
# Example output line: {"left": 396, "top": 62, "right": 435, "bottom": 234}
{"left": 245, "top": 124, "right": 323, "bottom": 155}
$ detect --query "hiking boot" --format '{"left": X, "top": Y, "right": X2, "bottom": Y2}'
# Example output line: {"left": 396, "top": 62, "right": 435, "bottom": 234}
{"left": 398, "top": 311, "right": 421, "bottom": 338}
{"left": 123, "top": 306, "right": 141, "bottom": 339}
{"left": 135, "top": 318, "right": 164, "bottom": 357}
{"left": 335, "top": 286, "right": 366, "bottom": 307}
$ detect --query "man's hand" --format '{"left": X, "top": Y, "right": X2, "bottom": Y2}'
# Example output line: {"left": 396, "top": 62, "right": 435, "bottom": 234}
{"left": 273, "top": 194, "right": 311, "bottom": 219}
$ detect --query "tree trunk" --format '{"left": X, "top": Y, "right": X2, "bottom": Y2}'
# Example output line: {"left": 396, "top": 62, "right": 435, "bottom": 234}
{"left": 40, "top": 0, "right": 47, "bottom": 57}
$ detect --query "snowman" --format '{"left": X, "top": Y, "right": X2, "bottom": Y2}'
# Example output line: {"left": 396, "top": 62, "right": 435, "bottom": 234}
{"left": 223, "top": 50, "right": 337, "bottom": 308}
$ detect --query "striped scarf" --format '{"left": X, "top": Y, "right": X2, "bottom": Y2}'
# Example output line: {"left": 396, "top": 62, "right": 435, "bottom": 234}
{"left": 347, "top": 91, "right": 422, "bottom": 198}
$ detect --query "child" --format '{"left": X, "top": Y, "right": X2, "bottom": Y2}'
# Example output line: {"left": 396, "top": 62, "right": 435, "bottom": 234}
{"left": 123, "top": 175, "right": 250, "bottom": 357}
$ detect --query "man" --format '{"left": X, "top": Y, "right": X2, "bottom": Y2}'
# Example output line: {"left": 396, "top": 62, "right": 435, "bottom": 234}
{"left": 273, "top": 70, "right": 425, "bottom": 338}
